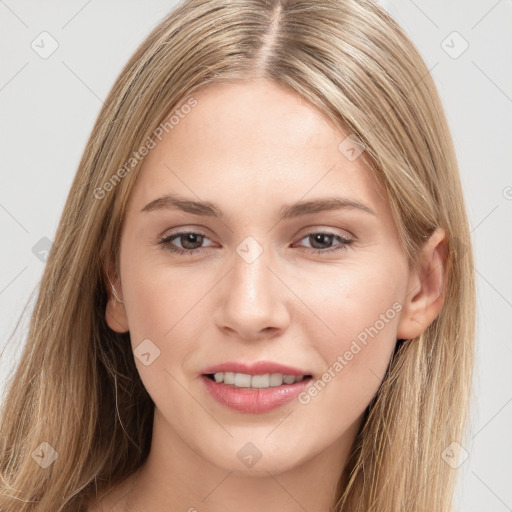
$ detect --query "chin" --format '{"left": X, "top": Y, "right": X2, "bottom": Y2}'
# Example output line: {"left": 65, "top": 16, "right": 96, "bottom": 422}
{"left": 200, "top": 441, "right": 310, "bottom": 476}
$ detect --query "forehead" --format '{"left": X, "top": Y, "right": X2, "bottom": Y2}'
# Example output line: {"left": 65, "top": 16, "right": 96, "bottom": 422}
{"left": 128, "top": 79, "right": 388, "bottom": 218}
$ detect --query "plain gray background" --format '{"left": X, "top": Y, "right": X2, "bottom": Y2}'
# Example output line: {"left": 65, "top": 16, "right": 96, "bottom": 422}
{"left": 1, "top": 1, "right": 511, "bottom": 510}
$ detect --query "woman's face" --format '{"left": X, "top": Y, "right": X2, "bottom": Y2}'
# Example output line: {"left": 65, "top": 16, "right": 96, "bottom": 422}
{"left": 107, "top": 78, "right": 425, "bottom": 476}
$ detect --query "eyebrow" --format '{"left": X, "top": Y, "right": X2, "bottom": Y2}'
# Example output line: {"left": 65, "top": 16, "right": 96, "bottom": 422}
{"left": 140, "top": 193, "right": 376, "bottom": 218}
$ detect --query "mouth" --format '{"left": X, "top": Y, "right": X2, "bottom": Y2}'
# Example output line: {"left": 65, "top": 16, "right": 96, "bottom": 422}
{"left": 203, "top": 372, "right": 313, "bottom": 388}
{"left": 201, "top": 372, "right": 313, "bottom": 413}
{"left": 199, "top": 360, "right": 315, "bottom": 413}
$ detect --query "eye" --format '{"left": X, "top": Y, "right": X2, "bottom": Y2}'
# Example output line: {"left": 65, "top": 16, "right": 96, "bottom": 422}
{"left": 293, "top": 231, "right": 354, "bottom": 254}
{"left": 157, "top": 230, "right": 354, "bottom": 256}
{"left": 158, "top": 230, "right": 213, "bottom": 256}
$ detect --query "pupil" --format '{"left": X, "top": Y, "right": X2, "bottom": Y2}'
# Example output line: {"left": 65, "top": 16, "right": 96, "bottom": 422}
{"left": 182, "top": 233, "right": 201, "bottom": 249}
{"left": 312, "top": 233, "right": 331, "bottom": 249}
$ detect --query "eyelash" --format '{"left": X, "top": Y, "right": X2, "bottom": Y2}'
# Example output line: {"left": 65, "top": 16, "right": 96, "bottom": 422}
{"left": 157, "top": 230, "right": 354, "bottom": 256}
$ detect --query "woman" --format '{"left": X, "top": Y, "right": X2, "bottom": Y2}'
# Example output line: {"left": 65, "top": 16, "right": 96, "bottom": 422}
{"left": 0, "top": 0, "right": 475, "bottom": 510}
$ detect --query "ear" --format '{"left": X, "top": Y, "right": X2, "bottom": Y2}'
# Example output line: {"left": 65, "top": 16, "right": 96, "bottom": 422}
{"left": 397, "top": 228, "right": 448, "bottom": 340}
{"left": 104, "top": 262, "right": 129, "bottom": 333}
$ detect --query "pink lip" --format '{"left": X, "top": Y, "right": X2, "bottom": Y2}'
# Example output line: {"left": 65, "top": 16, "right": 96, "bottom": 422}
{"left": 201, "top": 375, "right": 312, "bottom": 414}
{"left": 201, "top": 360, "right": 311, "bottom": 377}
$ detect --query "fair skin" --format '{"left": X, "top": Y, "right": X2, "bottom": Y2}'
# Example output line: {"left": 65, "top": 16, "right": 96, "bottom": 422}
{"left": 91, "top": 78, "right": 446, "bottom": 511}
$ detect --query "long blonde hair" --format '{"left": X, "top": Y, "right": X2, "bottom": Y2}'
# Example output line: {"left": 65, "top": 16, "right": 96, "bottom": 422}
{"left": 0, "top": 1, "right": 475, "bottom": 510}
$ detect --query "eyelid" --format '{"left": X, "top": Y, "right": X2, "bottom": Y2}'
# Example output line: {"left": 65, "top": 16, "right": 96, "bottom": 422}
{"left": 294, "top": 224, "right": 354, "bottom": 240}
{"left": 291, "top": 231, "right": 354, "bottom": 253}
{"left": 159, "top": 226, "right": 354, "bottom": 245}
{"left": 158, "top": 225, "right": 355, "bottom": 257}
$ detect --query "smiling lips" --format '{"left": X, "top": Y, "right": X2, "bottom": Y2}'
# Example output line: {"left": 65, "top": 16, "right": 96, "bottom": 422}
{"left": 209, "top": 372, "right": 306, "bottom": 388}
{"left": 201, "top": 360, "right": 312, "bottom": 377}
{"left": 201, "top": 360, "right": 313, "bottom": 413}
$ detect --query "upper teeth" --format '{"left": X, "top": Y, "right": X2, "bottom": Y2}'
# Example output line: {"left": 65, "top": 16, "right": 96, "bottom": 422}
{"left": 213, "top": 372, "right": 305, "bottom": 388}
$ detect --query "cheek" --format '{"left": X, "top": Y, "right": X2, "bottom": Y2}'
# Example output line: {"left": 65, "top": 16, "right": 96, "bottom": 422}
{"left": 299, "top": 263, "right": 404, "bottom": 405}
{"left": 302, "top": 260, "right": 403, "bottom": 344}
{"left": 120, "top": 270, "right": 198, "bottom": 410}
{"left": 119, "top": 248, "right": 215, "bottom": 384}
{"left": 123, "top": 271, "right": 174, "bottom": 341}
{"left": 120, "top": 235, "right": 198, "bottom": 341}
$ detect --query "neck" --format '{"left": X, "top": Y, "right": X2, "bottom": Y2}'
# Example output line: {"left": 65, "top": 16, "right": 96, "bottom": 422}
{"left": 117, "top": 407, "right": 363, "bottom": 512}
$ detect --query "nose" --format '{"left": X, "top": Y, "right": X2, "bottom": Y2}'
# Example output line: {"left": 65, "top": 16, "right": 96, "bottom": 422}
{"left": 214, "top": 241, "right": 290, "bottom": 341}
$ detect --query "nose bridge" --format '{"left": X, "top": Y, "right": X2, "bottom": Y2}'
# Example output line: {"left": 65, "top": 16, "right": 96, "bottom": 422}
{"left": 217, "top": 235, "right": 289, "bottom": 337}
{"left": 231, "top": 235, "right": 274, "bottom": 308}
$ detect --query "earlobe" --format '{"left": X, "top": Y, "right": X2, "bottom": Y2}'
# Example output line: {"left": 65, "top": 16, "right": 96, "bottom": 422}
{"left": 104, "top": 265, "right": 130, "bottom": 333}
{"left": 396, "top": 228, "right": 448, "bottom": 340}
